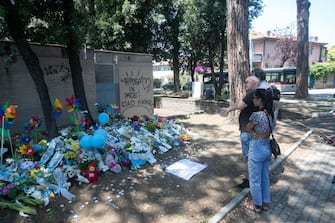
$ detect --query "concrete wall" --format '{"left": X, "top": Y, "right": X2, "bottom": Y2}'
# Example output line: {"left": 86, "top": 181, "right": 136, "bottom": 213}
{"left": 314, "top": 73, "right": 335, "bottom": 88}
{"left": 0, "top": 42, "right": 153, "bottom": 135}
{"left": 0, "top": 42, "right": 96, "bottom": 134}
{"left": 154, "top": 97, "right": 229, "bottom": 114}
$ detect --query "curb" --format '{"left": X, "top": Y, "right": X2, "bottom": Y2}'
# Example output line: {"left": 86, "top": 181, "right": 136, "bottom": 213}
{"left": 207, "top": 127, "right": 313, "bottom": 223}
{"left": 311, "top": 110, "right": 334, "bottom": 118}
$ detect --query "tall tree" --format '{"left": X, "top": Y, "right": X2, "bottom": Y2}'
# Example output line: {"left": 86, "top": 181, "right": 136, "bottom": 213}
{"left": 0, "top": 0, "right": 58, "bottom": 139}
{"left": 180, "top": 0, "right": 209, "bottom": 81}
{"left": 180, "top": 0, "right": 262, "bottom": 99}
{"left": 198, "top": 0, "right": 227, "bottom": 99}
{"left": 152, "top": 0, "right": 185, "bottom": 92}
{"left": 62, "top": 0, "right": 94, "bottom": 123}
{"left": 295, "top": 0, "right": 310, "bottom": 98}
{"left": 180, "top": 0, "right": 227, "bottom": 97}
{"left": 227, "top": 0, "right": 250, "bottom": 114}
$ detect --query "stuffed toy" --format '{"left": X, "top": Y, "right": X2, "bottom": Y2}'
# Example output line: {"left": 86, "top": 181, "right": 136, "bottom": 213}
{"left": 105, "top": 154, "right": 121, "bottom": 173}
{"left": 95, "top": 152, "right": 109, "bottom": 172}
{"left": 65, "top": 165, "right": 89, "bottom": 186}
{"left": 82, "top": 162, "right": 100, "bottom": 183}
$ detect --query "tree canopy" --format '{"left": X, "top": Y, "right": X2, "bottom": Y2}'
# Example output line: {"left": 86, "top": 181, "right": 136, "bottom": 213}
{"left": 327, "top": 45, "right": 335, "bottom": 62}
{"left": 273, "top": 37, "right": 297, "bottom": 67}
{"left": 310, "top": 45, "right": 335, "bottom": 79}
{"left": 0, "top": 0, "right": 265, "bottom": 125}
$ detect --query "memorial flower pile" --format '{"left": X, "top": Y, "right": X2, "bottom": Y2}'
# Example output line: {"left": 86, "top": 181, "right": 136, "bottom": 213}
{"left": 0, "top": 98, "right": 193, "bottom": 215}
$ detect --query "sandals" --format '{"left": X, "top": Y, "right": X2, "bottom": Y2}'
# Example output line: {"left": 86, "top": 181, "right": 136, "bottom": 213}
{"left": 244, "top": 202, "right": 262, "bottom": 213}
{"left": 262, "top": 203, "right": 269, "bottom": 211}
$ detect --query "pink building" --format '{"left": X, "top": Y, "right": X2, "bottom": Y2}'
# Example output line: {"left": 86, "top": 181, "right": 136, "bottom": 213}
{"left": 250, "top": 31, "right": 328, "bottom": 68}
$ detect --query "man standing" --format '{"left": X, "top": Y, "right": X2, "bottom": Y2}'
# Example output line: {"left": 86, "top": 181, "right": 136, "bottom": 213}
{"left": 252, "top": 67, "right": 280, "bottom": 127}
{"left": 220, "top": 75, "right": 259, "bottom": 188}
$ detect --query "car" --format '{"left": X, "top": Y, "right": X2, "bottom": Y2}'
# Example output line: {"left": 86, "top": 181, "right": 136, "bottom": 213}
{"left": 203, "top": 71, "right": 229, "bottom": 85}
{"left": 182, "top": 82, "right": 192, "bottom": 91}
{"left": 162, "top": 82, "right": 174, "bottom": 90}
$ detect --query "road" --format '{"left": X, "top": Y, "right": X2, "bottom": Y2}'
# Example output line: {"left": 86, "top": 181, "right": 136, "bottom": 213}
{"left": 282, "top": 88, "right": 335, "bottom": 99}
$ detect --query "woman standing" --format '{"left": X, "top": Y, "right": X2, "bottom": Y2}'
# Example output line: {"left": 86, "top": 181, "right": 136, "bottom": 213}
{"left": 245, "top": 88, "right": 274, "bottom": 213}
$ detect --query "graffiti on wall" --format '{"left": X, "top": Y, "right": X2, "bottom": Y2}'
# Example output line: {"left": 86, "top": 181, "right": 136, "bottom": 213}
{"left": 119, "top": 70, "right": 153, "bottom": 116}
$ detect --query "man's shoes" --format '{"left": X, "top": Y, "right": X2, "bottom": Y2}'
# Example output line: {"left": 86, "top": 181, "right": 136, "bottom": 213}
{"left": 238, "top": 178, "right": 249, "bottom": 188}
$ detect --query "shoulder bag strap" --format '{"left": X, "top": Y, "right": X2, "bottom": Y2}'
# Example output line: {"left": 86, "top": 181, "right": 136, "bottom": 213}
{"left": 266, "top": 114, "right": 274, "bottom": 138}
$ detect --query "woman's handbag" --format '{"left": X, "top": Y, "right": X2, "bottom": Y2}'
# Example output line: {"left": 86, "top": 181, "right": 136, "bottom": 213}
{"left": 267, "top": 116, "right": 281, "bottom": 158}
{"left": 269, "top": 135, "right": 281, "bottom": 158}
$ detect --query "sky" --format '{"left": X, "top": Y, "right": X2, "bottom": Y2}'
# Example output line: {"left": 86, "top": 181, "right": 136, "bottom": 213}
{"left": 252, "top": 0, "right": 335, "bottom": 47}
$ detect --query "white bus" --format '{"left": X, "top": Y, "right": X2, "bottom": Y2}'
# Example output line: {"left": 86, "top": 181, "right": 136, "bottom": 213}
{"left": 263, "top": 67, "right": 296, "bottom": 92}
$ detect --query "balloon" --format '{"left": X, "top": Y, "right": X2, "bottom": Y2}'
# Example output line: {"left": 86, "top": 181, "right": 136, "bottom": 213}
{"left": 80, "top": 135, "right": 93, "bottom": 149}
{"left": 98, "top": 113, "right": 109, "bottom": 125}
{"left": 77, "top": 132, "right": 86, "bottom": 140}
{"left": 94, "top": 129, "right": 107, "bottom": 139}
{"left": 91, "top": 133, "right": 105, "bottom": 148}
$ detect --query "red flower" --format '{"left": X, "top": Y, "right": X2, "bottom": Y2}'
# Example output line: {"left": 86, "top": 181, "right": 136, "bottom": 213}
{"left": 24, "top": 145, "right": 35, "bottom": 155}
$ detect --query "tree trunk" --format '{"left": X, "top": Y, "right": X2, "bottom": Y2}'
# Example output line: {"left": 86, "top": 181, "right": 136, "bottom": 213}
{"left": 227, "top": 0, "right": 250, "bottom": 115}
{"left": 2, "top": 0, "right": 58, "bottom": 139}
{"left": 171, "top": 13, "right": 181, "bottom": 92}
{"left": 295, "top": 0, "right": 310, "bottom": 98}
{"left": 172, "top": 48, "right": 180, "bottom": 92}
{"left": 87, "top": 0, "right": 95, "bottom": 15}
{"left": 208, "top": 44, "right": 216, "bottom": 96}
{"left": 62, "top": 0, "right": 94, "bottom": 123}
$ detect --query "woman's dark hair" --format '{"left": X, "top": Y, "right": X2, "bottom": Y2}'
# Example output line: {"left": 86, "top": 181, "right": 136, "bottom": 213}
{"left": 254, "top": 88, "right": 274, "bottom": 118}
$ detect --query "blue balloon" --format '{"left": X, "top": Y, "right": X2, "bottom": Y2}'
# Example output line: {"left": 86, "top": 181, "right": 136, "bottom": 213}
{"left": 77, "top": 132, "right": 86, "bottom": 140}
{"left": 80, "top": 135, "right": 93, "bottom": 149}
{"left": 98, "top": 112, "right": 109, "bottom": 125}
{"left": 94, "top": 129, "right": 108, "bottom": 139}
{"left": 92, "top": 133, "right": 106, "bottom": 148}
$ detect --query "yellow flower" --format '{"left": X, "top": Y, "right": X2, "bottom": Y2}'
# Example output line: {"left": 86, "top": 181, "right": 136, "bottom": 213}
{"left": 30, "top": 169, "right": 42, "bottom": 178}
{"left": 65, "top": 151, "right": 76, "bottom": 160}
{"left": 72, "top": 142, "right": 79, "bottom": 151}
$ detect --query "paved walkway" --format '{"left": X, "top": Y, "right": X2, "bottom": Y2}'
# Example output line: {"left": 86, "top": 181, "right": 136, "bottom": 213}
{"left": 211, "top": 133, "right": 335, "bottom": 223}
{"left": 208, "top": 105, "right": 335, "bottom": 222}
{"left": 269, "top": 138, "right": 335, "bottom": 223}
{"left": 155, "top": 97, "right": 335, "bottom": 223}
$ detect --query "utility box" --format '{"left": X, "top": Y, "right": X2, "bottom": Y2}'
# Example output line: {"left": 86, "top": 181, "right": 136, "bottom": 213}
{"left": 94, "top": 50, "right": 153, "bottom": 118}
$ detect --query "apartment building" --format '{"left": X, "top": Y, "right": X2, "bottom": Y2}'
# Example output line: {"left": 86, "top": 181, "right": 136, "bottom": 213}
{"left": 250, "top": 31, "right": 328, "bottom": 68}
{"left": 250, "top": 31, "right": 335, "bottom": 88}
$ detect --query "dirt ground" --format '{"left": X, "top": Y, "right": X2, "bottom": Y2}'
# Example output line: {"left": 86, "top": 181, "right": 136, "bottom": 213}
{"left": 0, "top": 113, "right": 309, "bottom": 223}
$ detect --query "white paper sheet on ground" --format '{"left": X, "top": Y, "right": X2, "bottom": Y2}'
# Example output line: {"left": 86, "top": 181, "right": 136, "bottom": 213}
{"left": 165, "top": 159, "right": 207, "bottom": 180}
